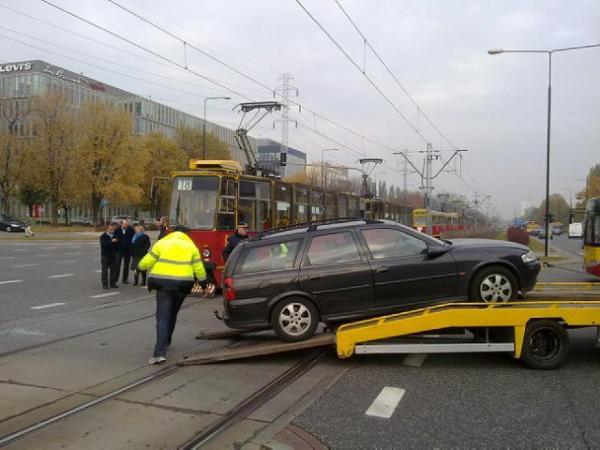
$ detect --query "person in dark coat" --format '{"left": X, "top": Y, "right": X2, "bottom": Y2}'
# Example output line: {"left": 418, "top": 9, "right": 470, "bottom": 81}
{"left": 222, "top": 222, "right": 249, "bottom": 262}
{"left": 100, "top": 222, "right": 120, "bottom": 289}
{"left": 115, "top": 219, "right": 135, "bottom": 284}
{"left": 157, "top": 216, "right": 168, "bottom": 240}
{"left": 130, "top": 224, "right": 151, "bottom": 286}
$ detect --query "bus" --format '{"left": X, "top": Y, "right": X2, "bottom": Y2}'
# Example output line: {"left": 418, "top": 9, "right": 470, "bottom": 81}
{"left": 526, "top": 221, "right": 540, "bottom": 235}
{"left": 583, "top": 197, "right": 600, "bottom": 277}
{"left": 412, "top": 208, "right": 463, "bottom": 237}
{"left": 168, "top": 160, "right": 413, "bottom": 285}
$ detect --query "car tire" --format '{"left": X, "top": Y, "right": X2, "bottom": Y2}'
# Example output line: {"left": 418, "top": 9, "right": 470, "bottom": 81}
{"left": 469, "top": 266, "right": 518, "bottom": 303}
{"left": 271, "top": 297, "right": 319, "bottom": 342}
{"left": 5, "top": 226, "right": 11, "bottom": 232}
{"left": 520, "top": 320, "right": 570, "bottom": 370}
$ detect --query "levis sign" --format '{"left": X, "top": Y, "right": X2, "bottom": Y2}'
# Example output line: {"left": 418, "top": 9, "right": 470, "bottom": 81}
{"left": 0, "top": 63, "right": 33, "bottom": 73}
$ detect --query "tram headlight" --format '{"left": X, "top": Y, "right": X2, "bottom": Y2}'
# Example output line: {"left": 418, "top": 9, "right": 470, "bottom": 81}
{"left": 202, "top": 248, "right": 211, "bottom": 258}
{"left": 521, "top": 250, "right": 537, "bottom": 264}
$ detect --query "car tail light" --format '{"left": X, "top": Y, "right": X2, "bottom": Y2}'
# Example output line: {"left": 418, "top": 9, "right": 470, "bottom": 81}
{"left": 223, "top": 277, "right": 236, "bottom": 301}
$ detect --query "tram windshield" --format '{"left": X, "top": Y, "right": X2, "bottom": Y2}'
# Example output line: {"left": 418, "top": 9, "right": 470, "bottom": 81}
{"left": 169, "top": 176, "right": 218, "bottom": 229}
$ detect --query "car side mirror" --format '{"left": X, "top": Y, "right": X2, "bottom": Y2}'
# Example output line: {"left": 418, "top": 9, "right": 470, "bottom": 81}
{"left": 426, "top": 245, "right": 449, "bottom": 258}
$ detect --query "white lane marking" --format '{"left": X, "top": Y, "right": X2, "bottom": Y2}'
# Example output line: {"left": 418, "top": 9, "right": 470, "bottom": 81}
{"left": 48, "top": 273, "right": 74, "bottom": 279}
{"left": 93, "top": 257, "right": 100, "bottom": 261}
{"left": 90, "top": 292, "right": 120, "bottom": 298}
{"left": 35, "top": 254, "right": 51, "bottom": 257}
{"left": 13, "top": 263, "right": 39, "bottom": 268}
{"left": 94, "top": 269, "right": 102, "bottom": 273}
{"left": 0, "top": 279, "right": 23, "bottom": 285}
{"left": 57, "top": 260, "right": 79, "bottom": 264}
{"left": 13, "top": 248, "right": 30, "bottom": 252}
{"left": 31, "top": 302, "right": 66, "bottom": 310}
{"left": 41, "top": 247, "right": 57, "bottom": 250}
{"left": 65, "top": 252, "right": 82, "bottom": 255}
{"left": 403, "top": 354, "right": 427, "bottom": 368}
{"left": 0, "top": 256, "right": 16, "bottom": 260}
{"left": 365, "top": 387, "right": 406, "bottom": 419}
{"left": 7, "top": 328, "right": 46, "bottom": 337}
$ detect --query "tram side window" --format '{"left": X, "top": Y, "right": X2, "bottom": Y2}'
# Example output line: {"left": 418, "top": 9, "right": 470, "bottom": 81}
{"left": 295, "top": 188, "right": 308, "bottom": 224}
{"left": 310, "top": 191, "right": 324, "bottom": 221}
{"left": 217, "top": 177, "right": 236, "bottom": 230}
{"left": 337, "top": 195, "right": 348, "bottom": 217}
{"left": 238, "top": 180, "right": 272, "bottom": 231}
{"left": 348, "top": 197, "right": 359, "bottom": 218}
{"left": 275, "top": 183, "right": 292, "bottom": 227}
{"left": 324, "top": 192, "right": 336, "bottom": 219}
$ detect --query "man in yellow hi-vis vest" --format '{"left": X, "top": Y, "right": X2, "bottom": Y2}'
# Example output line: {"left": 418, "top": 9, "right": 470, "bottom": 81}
{"left": 139, "top": 225, "right": 207, "bottom": 364}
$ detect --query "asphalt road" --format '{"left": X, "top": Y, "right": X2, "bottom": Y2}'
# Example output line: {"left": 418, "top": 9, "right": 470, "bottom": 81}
{"left": 537, "top": 234, "right": 598, "bottom": 283}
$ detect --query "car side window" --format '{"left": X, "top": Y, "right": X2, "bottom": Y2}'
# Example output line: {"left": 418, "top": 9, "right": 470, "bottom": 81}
{"left": 361, "top": 228, "right": 427, "bottom": 259}
{"left": 306, "top": 232, "right": 360, "bottom": 266}
{"left": 235, "top": 239, "right": 301, "bottom": 275}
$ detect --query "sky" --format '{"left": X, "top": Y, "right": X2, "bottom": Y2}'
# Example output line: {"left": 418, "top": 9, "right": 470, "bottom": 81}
{"left": 1, "top": 0, "right": 599, "bottom": 219}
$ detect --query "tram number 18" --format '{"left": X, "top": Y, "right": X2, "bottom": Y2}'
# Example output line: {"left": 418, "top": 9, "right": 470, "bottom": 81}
{"left": 177, "top": 178, "right": 193, "bottom": 191}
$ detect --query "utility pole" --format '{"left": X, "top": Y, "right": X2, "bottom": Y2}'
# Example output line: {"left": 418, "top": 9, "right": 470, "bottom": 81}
{"left": 394, "top": 145, "right": 468, "bottom": 210}
{"left": 273, "top": 74, "right": 298, "bottom": 175}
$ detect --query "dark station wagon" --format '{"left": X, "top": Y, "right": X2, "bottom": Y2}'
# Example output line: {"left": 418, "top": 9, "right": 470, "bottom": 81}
{"left": 221, "top": 219, "right": 541, "bottom": 341}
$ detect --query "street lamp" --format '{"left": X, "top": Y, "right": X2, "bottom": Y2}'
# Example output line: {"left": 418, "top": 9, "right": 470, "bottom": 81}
{"left": 321, "top": 148, "right": 338, "bottom": 189}
{"left": 202, "top": 96, "right": 231, "bottom": 159}
{"left": 488, "top": 43, "right": 600, "bottom": 256}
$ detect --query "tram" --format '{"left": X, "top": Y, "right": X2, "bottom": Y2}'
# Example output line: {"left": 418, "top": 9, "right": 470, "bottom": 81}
{"left": 168, "top": 160, "right": 413, "bottom": 285}
{"left": 583, "top": 197, "right": 600, "bottom": 277}
{"left": 412, "top": 208, "right": 463, "bottom": 237}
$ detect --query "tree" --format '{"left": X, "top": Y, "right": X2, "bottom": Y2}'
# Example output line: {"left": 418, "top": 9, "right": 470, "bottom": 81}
{"left": 537, "top": 193, "right": 570, "bottom": 224}
{"left": 137, "top": 132, "right": 187, "bottom": 216}
{"left": 576, "top": 164, "right": 600, "bottom": 206}
{"left": 30, "top": 93, "right": 77, "bottom": 224}
{"left": 175, "top": 126, "right": 230, "bottom": 160}
{"left": 0, "top": 98, "right": 29, "bottom": 213}
{"left": 74, "top": 101, "right": 147, "bottom": 225}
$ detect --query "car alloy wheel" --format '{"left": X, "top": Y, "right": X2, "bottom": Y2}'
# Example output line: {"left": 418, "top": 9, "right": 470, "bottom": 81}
{"left": 278, "top": 303, "right": 312, "bottom": 337}
{"left": 5, "top": 226, "right": 11, "bottom": 232}
{"left": 479, "top": 274, "right": 512, "bottom": 302}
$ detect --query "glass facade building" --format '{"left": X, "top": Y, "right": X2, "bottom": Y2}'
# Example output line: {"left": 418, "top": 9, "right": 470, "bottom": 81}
{"left": 0, "top": 60, "right": 256, "bottom": 162}
{"left": 257, "top": 139, "right": 307, "bottom": 177}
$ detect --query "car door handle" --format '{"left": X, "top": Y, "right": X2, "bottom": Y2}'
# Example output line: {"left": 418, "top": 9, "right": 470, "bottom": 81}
{"left": 376, "top": 267, "right": 389, "bottom": 274}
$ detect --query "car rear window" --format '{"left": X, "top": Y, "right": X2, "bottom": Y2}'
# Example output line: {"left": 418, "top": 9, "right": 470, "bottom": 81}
{"left": 234, "top": 239, "right": 302, "bottom": 275}
{"left": 306, "top": 232, "right": 360, "bottom": 266}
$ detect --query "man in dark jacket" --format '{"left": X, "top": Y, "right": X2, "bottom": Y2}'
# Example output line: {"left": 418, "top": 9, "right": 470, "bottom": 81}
{"left": 100, "top": 222, "right": 120, "bottom": 289}
{"left": 222, "top": 222, "right": 249, "bottom": 262}
{"left": 130, "top": 224, "right": 151, "bottom": 286}
{"left": 116, "top": 219, "right": 135, "bottom": 284}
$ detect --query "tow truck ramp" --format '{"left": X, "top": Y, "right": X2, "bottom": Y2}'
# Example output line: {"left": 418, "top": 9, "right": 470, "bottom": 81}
{"left": 181, "top": 300, "right": 600, "bottom": 370}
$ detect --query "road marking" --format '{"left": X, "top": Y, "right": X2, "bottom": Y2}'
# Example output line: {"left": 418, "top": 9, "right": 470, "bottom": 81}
{"left": 13, "top": 263, "right": 39, "bottom": 268}
{"left": 0, "top": 279, "right": 23, "bottom": 285}
{"left": 94, "top": 269, "right": 102, "bottom": 273}
{"left": 365, "top": 387, "right": 406, "bottom": 419}
{"left": 41, "top": 247, "right": 57, "bottom": 250}
{"left": 57, "top": 260, "right": 79, "bottom": 264}
{"left": 13, "top": 248, "right": 30, "bottom": 252}
{"left": 403, "top": 354, "right": 427, "bottom": 367}
{"left": 90, "top": 292, "right": 120, "bottom": 298}
{"left": 31, "top": 302, "right": 66, "bottom": 310}
{"left": 35, "top": 254, "right": 51, "bottom": 257}
{"left": 7, "top": 328, "right": 46, "bottom": 337}
{"left": 49, "top": 273, "right": 74, "bottom": 279}
{"left": 93, "top": 257, "right": 100, "bottom": 261}
{"left": 65, "top": 252, "right": 82, "bottom": 255}
{"left": 0, "top": 256, "right": 16, "bottom": 260}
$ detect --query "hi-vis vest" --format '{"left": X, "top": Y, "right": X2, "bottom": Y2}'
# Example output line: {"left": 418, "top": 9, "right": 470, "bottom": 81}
{"left": 138, "top": 232, "right": 206, "bottom": 283}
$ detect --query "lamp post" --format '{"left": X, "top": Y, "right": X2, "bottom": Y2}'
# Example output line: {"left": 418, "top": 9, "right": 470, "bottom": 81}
{"left": 202, "top": 96, "right": 231, "bottom": 159}
{"left": 320, "top": 148, "right": 338, "bottom": 189}
{"left": 488, "top": 43, "right": 600, "bottom": 256}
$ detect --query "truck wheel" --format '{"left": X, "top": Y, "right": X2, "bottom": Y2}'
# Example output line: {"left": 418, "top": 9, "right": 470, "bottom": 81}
{"left": 520, "top": 320, "right": 570, "bottom": 370}
{"left": 469, "top": 266, "right": 518, "bottom": 302}
{"left": 271, "top": 297, "right": 318, "bottom": 342}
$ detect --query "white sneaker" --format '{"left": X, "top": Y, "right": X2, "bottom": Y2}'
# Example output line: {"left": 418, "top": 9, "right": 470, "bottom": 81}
{"left": 148, "top": 356, "right": 167, "bottom": 365}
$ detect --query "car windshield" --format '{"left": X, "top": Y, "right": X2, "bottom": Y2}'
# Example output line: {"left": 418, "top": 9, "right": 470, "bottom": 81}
{"left": 169, "top": 176, "right": 218, "bottom": 229}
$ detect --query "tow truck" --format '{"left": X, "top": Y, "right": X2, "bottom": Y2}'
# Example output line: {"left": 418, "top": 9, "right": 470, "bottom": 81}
{"left": 180, "top": 285, "right": 600, "bottom": 370}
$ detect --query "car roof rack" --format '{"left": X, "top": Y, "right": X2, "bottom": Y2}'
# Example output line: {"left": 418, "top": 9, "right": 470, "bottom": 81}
{"left": 256, "top": 217, "right": 384, "bottom": 239}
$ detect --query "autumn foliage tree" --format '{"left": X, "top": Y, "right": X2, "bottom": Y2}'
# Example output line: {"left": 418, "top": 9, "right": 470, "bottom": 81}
{"left": 175, "top": 125, "right": 230, "bottom": 160}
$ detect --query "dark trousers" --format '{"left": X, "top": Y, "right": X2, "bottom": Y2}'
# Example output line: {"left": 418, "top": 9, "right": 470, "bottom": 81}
{"left": 116, "top": 252, "right": 131, "bottom": 283}
{"left": 153, "top": 289, "right": 186, "bottom": 357}
{"left": 101, "top": 254, "right": 118, "bottom": 287}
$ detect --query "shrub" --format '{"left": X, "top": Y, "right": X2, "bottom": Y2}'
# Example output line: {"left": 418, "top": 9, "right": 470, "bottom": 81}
{"left": 506, "top": 226, "right": 530, "bottom": 246}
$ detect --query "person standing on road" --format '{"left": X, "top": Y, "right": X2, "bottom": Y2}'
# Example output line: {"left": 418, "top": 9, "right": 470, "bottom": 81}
{"left": 157, "top": 216, "right": 168, "bottom": 240}
{"left": 116, "top": 219, "right": 135, "bottom": 284}
{"left": 100, "top": 223, "right": 120, "bottom": 289}
{"left": 130, "top": 224, "right": 151, "bottom": 286}
{"left": 222, "top": 222, "right": 249, "bottom": 262}
{"left": 138, "top": 225, "right": 207, "bottom": 364}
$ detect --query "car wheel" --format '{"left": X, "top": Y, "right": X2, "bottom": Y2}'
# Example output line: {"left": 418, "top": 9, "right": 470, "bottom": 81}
{"left": 271, "top": 297, "right": 319, "bottom": 342}
{"left": 469, "top": 266, "right": 518, "bottom": 303}
{"left": 520, "top": 320, "right": 570, "bottom": 370}
{"left": 5, "top": 226, "right": 11, "bottom": 232}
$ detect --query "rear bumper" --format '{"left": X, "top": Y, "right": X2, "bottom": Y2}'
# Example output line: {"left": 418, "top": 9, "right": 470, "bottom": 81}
{"left": 222, "top": 297, "right": 270, "bottom": 329}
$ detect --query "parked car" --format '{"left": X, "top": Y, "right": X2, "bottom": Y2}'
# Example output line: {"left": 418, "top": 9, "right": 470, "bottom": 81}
{"left": 551, "top": 226, "right": 563, "bottom": 236}
{"left": 70, "top": 217, "right": 93, "bottom": 226}
{"left": 568, "top": 222, "right": 583, "bottom": 239}
{"left": 221, "top": 219, "right": 541, "bottom": 341}
{"left": 139, "top": 217, "right": 159, "bottom": 230}
{"left": 538, "top": 227, "right": 553, "bottom": 240}
{"left": 110, "top": 215, "right": 139, "bottom": 225}
{"left": 0, "top": 214, "right": 27, "bottom": 232}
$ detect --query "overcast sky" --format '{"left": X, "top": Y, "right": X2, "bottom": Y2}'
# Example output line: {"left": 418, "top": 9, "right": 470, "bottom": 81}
{"left": 1, "top": 0, "right": 599, "bottom": 218}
